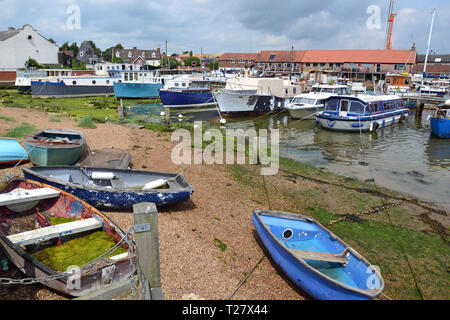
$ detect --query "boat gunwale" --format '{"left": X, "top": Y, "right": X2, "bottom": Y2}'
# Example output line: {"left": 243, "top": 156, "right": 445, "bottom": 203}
{"left": 253, "top": 209, "right": 385, "bottom": 299}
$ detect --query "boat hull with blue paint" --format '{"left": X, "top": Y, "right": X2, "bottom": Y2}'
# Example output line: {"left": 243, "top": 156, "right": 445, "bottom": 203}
{"left": 429, "top": 105, "right": 450, "bottom": 138}
{"left": 22, "top": 166, "right": 194, "bottom": 209}
{"left": 113, "top": 82, "right": 163, "bottom": 99}
{"left": 253, "top": 210, "right": 384, "bottom": 300}
{"left": 31, "top": 78, "right": 114, "bottom": 98}
{"left": 159, "top": 89, "right": 216, "bottom": 108}
{"left": 0, "top": 139, "right": 29, "bottom": 165}
{"left": 316, "top": 94, "right": 409, "bottom": 132}
{"left": 24, "top": 129, "right": 87, "bottom": 166}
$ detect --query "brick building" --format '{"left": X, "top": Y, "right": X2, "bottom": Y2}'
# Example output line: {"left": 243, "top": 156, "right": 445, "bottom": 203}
{"left": 218, "top": 53, "right": 258, "bottom": 71}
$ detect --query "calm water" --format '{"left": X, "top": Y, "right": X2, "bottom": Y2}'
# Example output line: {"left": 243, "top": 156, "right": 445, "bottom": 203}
{"left": 126, "top": 104, "right": 450, "bottom": 210}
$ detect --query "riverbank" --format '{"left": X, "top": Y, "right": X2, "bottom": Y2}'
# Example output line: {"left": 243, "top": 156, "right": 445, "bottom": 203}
{"left": 0, "top": 93, "right": 448, "bottom": 300}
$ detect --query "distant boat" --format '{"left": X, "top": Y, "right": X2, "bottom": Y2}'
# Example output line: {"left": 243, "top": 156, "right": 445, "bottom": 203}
{"left": 316, "top": 94, "right": 409, "bottom": 132}
{"left": 24, "top": 129, "right": 87, "bottom": 166}
{"left": 111, "top": 70, "right": 165, "bottom": 99}
{"left": 0, "top": 178, "right": 135, "bottom": 297}
{"left": 0, "top": 139, "right": 29, "bottom": 165}
{"left": 76, "top": 148, "right": 131, "bottom": 169}
{"left": 286, "top": 85, "right": 349, "bottom": 120}
{"left": 428, "top": 101, "right": 450, "bottom": 138}
{"left": 159, "top": 78, "right": 221, "bottom": 108}
{"left": 252, "top": 210, "right": 384, "bottom": 300}
{"left": 23, "top": 166, "right": 194, "bottom": 209}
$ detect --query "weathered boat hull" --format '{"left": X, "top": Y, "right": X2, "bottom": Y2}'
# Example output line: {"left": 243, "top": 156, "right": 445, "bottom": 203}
{"left": 252, "top": 210, "right": 384, "bottom": 300}
{"left": 214, "top": 90, "right": 285, "bottom": 114}
{"left": 113, "top": 82, "right": 163, "bottom": 99}
{"left": 23, "top": 166, "right": 194, "bottom": 209}
{"left": 0, "top": 179, "right": 135, "bottom": 297}
{"left": 287, "top": 106, "right": 325, "bottom": 120}
{"left": 25, "top": 129, "right": 87, "bottom": 166}
{"left": 159, "top": 89, "right": 216, "bottom": 108}
{"left": 0, "top": 139, "right": 29, "bottom": 165}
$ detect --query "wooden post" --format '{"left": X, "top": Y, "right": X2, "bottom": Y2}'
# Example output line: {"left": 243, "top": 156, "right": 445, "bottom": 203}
{"left": 133, "top": 202, "right": 163, "bottom": 300}
{"left": 118, "top": 99, "right": 124, "bottom": 120}
{"left": 164, "top": 106, "right": 170, "bottom": 129}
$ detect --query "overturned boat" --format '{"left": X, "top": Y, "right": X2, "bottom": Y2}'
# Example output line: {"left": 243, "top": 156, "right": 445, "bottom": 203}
{"left": 253, "top": 210, "right": 384, "bottom": 300}
{"left": 22, "top": 166, "right": 194, "bottom": 209}
{"left": 0, "top": 178, "right": 135, "bottom": 297}
{"left": 0, "top": 139, "right": 29, "bottom": 166}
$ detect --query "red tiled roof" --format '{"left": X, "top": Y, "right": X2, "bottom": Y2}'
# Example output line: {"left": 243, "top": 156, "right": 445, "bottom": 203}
{"left": 302, "top": 50, "right": 416, "bottom": 64}
{"left": 219, "top": 53, "right": 258, "bottom": 61}
{"left": 412, "top": 63, "right": 450, "bottom": 74}
{"left": 258, "top": 51, "right": 305, "bottom": 62}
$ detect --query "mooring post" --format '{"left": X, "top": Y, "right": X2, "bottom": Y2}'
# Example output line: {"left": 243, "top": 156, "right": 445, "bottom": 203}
{"left": 133, "top": 202, "right": 163, "bottom": 300}
{"left": 118, "top": 99, "right": 124, "bottom": 120}
{"left": 164, "top": 106, "right": 170, "bottom": 129}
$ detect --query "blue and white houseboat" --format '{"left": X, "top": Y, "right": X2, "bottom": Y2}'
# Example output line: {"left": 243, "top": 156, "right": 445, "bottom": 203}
{"left": 316, "top": 94, "right": 410, "bottom": 132}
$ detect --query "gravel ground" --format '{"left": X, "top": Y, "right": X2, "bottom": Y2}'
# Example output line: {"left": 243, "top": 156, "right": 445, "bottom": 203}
{"left": 0, "top": 107, "right": 306, "bottom": 300}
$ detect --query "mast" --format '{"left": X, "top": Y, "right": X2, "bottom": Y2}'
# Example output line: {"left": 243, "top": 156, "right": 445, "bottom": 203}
{"left": 423, "top": 8, "right": 436, "bottom": 75}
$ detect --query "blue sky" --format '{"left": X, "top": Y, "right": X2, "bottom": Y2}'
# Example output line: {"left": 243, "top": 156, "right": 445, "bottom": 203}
{"left": 0, "top": 0, "right": 449, "bottom": 55}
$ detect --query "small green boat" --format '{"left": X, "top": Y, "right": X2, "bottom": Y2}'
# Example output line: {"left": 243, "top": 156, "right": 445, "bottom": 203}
{"left": 25, "top": 129, "right": 87, "bottom": 166}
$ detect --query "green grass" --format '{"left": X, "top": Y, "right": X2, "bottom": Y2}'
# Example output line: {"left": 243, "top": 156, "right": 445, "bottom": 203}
{"left": 214, "top": 238, "right": 228, "bottom": 252}
{"left": 77, "top": 116, "right": 97, "bottom": 129}
{"left": 0, "top": 115, "right": 16, "bottom": 122}
{"left": 4, "top": 122, "right": 36, "bottom": 138}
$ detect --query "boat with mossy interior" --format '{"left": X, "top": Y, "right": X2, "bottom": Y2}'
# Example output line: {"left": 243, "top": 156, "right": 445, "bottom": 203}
{"left": 0, "top": 178, "right": 135, "bottom": 297}
{"left": 315, "top": 94, "right": 409, "bottom": 132}
{"left": 252, "top": 210, "right": 385, "bottom": 300}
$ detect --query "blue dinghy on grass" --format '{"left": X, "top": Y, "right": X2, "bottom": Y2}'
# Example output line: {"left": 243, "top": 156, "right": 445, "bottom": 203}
{"left": 22, "top": 166, "right": 194, "bottom": 209}
{"left": 0, "top": 139, "right": 29, "bottom": 166}
{"left": 252, "top": 210, "right": 384, "bottom": 300}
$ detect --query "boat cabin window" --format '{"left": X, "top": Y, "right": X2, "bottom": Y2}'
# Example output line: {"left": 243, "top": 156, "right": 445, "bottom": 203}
{"left": 124, "top": 73, "right": 128, "bottom": 81}
{"left": 397, "top": 100, "right": 406, "bottom": 109}
{"left": 386, "top": 78, "right": 391, "bottom": 84}
{"left": 404, "top": 79, "right": 410, "bottom": 85}
{"left": 349, "top": 101, "right": 365, "bottom": 114}
{"left": 325, "top": 99, "right": 339, "bottom": 111}
{"left": 367, "top": 103, "right": 380, "bottom": 113}
{"left": 340, "top": 100, "right": 349, "bottom": 112}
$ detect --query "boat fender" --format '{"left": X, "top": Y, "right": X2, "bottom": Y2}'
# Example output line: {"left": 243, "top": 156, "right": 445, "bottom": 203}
{"left": 92, "top": 172, "right": 115, "bottom": 180}
{"left": 143, "top": 179, "right": 167, "bottom": 190}
{"left": 427, "top": 115, "right": 431, "bottom": 122}
{"left": 370, "top": 122, "right": 379, "bottom": 132}
{"left": 445, "top": 99, "right": 450, "bottom": 106}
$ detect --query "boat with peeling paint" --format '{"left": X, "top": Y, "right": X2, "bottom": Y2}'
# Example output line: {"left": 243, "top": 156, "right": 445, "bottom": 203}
{"left": 22, "top": 166, "right": 194, "bottom": 209}
{"left": 0, "top": 178, "right": 135, "bottom": 296}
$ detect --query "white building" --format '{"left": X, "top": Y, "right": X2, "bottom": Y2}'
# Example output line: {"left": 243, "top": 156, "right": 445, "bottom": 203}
{"left": 0, "top": 24, "right": 58, "bottom": 69}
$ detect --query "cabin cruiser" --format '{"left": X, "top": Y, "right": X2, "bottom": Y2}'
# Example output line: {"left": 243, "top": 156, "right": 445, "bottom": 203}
{"left": 316, "top": 94, "right": 409, "bottom": 132}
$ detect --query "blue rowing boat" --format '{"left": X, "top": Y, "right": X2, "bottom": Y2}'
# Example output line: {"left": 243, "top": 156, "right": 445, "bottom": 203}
{"left": 22, "top": 166, "right": 194, "bottom": 209}
{"left": 252, "top": 210, "right": 384, "bottom": 300}
{"left": 0, "top": 139, "right": 29, "bottom": 165}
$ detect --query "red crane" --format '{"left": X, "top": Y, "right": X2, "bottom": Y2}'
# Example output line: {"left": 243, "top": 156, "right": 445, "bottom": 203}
{"left": 385, "top": 0, "right": 397, "bottom": 50}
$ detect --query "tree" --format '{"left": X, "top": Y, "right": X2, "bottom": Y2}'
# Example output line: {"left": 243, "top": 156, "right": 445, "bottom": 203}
{"left": 208, "top": 61, "right": 219, "bottom": 70}
{"left": 103, "top": 44, "right": 124, "bottom": 62}
{"left": 162, "top": 57, "right": 181, "bottom": 69}
{"left": 59, "top": 41, "right": 70, "bottom": 52}
{"left": 48, "top": 38, "right": 56, "bottom": 44}
{"left": 26, "top": 57, "right": 42, "bottom": 69}
{"left": 183, "top": 56, "right": 201, "bottom": 68}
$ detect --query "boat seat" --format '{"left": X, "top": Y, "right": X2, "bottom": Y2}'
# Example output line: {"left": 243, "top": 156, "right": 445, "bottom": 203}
{"left": 0, "top": 188, "right": 60, "bottom": 207}
{"left": 7, "top": 217, "right": 103, "bottom": 246}
{"left": 287, "top": 247, "right": 349, "bottom": 265}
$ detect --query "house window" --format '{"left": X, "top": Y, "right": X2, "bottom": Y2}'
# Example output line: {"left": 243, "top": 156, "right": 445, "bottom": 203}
{"left": 284, "top": 63, "right": 290, "bottom": 68}
{"left": 152, "top": 52, "right": 156, "bottom": 58}
{"left": 394, "top": 64, "right": 405, "bottom": 71}
{"left": 364, "top": 64, "right": 373, "bottom": 69}
{"left": 305, "top": 63, "right": 310, "bottom": 67}
{"left": 313, "top": 63, "right": 318, "bottom": 67}
{"left": 258, "top": 63, "right": 265, "bottom": 67}
{"left": 231, "top": 60, "right": 236, "bottom": 63}
{"left": 320, "top": 63, "right": 326, "bottom": 67}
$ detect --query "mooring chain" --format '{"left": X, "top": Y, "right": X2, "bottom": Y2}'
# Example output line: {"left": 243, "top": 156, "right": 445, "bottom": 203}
{"left": 0, "top": 228, "right": 136, "bottom": 286}
{"left": 328, "top": 201, "right": 403, "bottom": 226}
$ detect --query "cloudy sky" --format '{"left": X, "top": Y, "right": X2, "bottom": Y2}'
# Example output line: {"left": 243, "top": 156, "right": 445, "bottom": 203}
{"left": 1, "top": 0, "right": 449, "bottom": 55}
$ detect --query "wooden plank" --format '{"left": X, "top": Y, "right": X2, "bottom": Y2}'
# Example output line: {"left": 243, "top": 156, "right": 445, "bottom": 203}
{"left": 0, "top": 188, "right": 60, "bottom": 206}
{"left": 73, "top": 276, "right": 137, "bottom": 300}
{"left": 287, "top": 248, "right": 349, "bottom": 265}
{"left": 133, "top": 202, "right": 163, "bottom": 300}
{"left": 7, "top": 217, "right": 103, "bottom": 246}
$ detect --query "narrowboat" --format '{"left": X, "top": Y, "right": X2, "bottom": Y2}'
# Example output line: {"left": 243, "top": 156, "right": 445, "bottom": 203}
{"left": 24, "top": 129, "right": 87, "bottom": 166}
{"left": 0, "top": 178, "right": 135, "bottom": 297}
{"left": 31, "top": 76, "right": 115, "bottom": 98}
{"left": 316, "top": 94, "right": 409, "bottom": 132}
{"left": 253, "top": 210, "right": 384, "bottom": 300}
